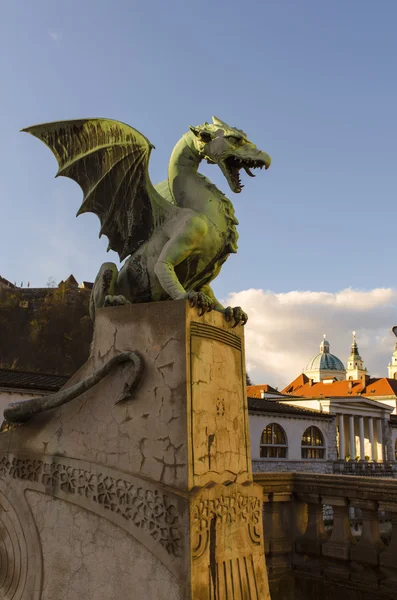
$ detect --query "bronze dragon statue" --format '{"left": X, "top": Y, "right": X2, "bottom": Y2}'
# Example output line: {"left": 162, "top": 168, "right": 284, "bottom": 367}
{"left": 23, "top": 116, "right": 271, "bottom": 325}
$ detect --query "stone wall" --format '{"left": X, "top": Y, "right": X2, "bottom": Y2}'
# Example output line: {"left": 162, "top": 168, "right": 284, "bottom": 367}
{"left": 26, "top": 490, "right": 181, "bottom": 600}
{"left": 252, "top": 458, "right": 334, "bottom": 474}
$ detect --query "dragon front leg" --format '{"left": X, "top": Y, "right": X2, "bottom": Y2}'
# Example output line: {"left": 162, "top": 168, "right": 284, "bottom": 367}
{"left": 90, "top": 262, "right": 130, "bottom": 320}
{"left": 154, "top": 215, "right": 214, "bottom": 314}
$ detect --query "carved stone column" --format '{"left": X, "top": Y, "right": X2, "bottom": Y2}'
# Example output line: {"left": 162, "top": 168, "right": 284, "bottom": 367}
{"left": 377, "top": 419, "right": 384, "bottom": 462}
{"left": 349, "top": 415, "right": 355, "bottom": 459}
{"left": 322, "top": 496, "right": 355, "bottom": 580}
{"left": 263, "top": 493, "right": 292, "bottom": 578}
{"left": 350, "top": 499, "right": 384, "bottom": 584}
{"left": 368, "top": 417, "right": 376, "bottom": 461}
{"left": 295, "top": 494, "right": 328, "bottom": 557}
{"left": 338, "top": 414, "right": 345, "bottom": 460}
{"left": 0, "top": 301, "right": 270, "bottom": 599}
{"left": 379, "top": 503, "right": 397, "bottom": 592}
{"left": 359, "top": 416, "right": 365, "bottom": 460}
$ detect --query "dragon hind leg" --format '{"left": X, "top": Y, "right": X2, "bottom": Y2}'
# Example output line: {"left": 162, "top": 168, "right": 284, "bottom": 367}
{"left": 89, "top": 262, "right": 130, "bottom": 320}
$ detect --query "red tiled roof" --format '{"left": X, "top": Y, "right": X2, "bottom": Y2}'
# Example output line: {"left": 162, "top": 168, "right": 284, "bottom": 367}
{"left": 280, "top": 375, "right": 397, "bottom": 399}
{"left": 247, "top": 384, "right": 280, "bottom": 398}
{"left": 248, "top": 397, "right": 333, "bottom": 419}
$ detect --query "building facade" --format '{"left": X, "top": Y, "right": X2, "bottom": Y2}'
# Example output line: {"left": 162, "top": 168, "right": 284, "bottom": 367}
{"left": 249, "top": 333, "right": 397, "bottom": 476}
{"left": 249, "top": 397, "right": 337, "bottom": 474}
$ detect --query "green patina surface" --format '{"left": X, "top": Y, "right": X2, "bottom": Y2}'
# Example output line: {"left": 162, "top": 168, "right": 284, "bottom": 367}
{"left": 23, "top": 116, "right": 271, "bottom": 325}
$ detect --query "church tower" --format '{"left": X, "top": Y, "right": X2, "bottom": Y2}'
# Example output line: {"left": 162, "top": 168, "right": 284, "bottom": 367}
{"left": 346, "top": 332, "right": 367, "bottom": 381}
{"left": 388, "top": 342, "right": 397, "bottom": 379}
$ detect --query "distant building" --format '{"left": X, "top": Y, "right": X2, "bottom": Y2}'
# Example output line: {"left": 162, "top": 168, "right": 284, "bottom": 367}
{"left": 303, "top": 335, "right": 346, "bottom": 382}
{"left": 249, "top": 332, "right": 397, "bottom": 477}
{"left": 248, "top": 396, "right": 337, "bottom": 474}
{"left": 246, "top": 384, "right": 283, "bottom": 399}
{"left": 346, "top": 332, "right": 368, "bottom": 381}
{"left": 0, "top": 276, "right": 15, "bottom": 289}
{"left": 388, "top": 342, "right": 397, "bottom": 379}
{"left": 0, "top": 273, "right": 94, "bottom": 310}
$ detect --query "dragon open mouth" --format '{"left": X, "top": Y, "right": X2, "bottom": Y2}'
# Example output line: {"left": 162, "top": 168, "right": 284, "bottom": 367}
{"left": 222, "top": 155, "right": 270, "bottom": 193}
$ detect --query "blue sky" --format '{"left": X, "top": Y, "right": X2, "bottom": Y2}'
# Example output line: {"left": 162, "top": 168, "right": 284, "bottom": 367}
{"left": 1, "top": 0, "right": 397, "bottom": 300}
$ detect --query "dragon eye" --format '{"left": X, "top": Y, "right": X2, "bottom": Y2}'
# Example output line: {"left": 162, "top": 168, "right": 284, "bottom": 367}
{"left": 226, "top": 135, "right": 243, "bottom": 144}
{"left": 199, "top": 132, "right": 212, "bottom": 143}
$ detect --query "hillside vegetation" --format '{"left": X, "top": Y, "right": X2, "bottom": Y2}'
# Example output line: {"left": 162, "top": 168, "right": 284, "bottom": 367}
{"left": 0, "top": 282, "right": 93, "bottom": 375}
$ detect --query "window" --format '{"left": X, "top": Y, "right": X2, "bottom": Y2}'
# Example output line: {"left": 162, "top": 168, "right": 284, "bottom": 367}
{"left": 395, "top": 439, "right": 397, "bottom": 460}
{"left": 260, "top": 423, "right": 287, "bottom": 458}
{"left": 301, "top": 426, "right": 325, "bottom": 459}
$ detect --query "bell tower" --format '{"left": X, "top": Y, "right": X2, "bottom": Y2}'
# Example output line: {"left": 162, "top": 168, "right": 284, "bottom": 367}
{"left": 346, "top": 331, "right": 367, "bottom": 381}
{"left": 388, "top": 342, "right": 397, "bottom": 379}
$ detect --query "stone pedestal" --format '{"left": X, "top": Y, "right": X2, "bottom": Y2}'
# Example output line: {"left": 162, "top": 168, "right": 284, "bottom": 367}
{"left": 0, "top": 300, "right": 270, "bottom": 599}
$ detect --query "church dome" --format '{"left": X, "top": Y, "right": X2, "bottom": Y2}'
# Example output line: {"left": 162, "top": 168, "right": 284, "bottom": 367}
{"left": 304, "top": 336, "right": 345, "bottom": 373}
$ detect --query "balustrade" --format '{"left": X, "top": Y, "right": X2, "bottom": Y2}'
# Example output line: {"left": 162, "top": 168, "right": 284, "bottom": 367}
{"left": 254, "top": 472, "right": 397, "bottom": 600}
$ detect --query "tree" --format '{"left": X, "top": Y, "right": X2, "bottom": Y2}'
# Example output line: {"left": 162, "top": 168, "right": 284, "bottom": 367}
{"left": 246, "top": 372, "right": 253, "bottom": 386}
{"left": 46, "top": 276, "right": 57, "bottom": 288}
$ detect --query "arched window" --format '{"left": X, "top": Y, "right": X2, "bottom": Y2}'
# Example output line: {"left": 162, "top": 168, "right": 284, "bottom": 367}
{"left": 301, "top": 426, "right": 325, "bottom": 459}
{"left": 260, "top": 423, "right": 287, "bottom": 458}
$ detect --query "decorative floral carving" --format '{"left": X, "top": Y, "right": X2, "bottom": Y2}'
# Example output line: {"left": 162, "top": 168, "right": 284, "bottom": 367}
{"left": 192, "top": 491, "right": 262, "bottom": 558}
{"left": 0, "top": 454, "right": 182, "bottom": 557}
{"left": 192, "top": 492, "right": 261, "bottom": 532}
{"left": 9, "top": 457, "right": 43, "bottom": 482}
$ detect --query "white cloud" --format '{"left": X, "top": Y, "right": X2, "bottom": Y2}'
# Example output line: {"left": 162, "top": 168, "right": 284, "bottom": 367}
{"left": 225, "top": 288, "right": 397, "bottom": 389}
{"left": 49, "top": 31, "right": 61, "bottom": 41}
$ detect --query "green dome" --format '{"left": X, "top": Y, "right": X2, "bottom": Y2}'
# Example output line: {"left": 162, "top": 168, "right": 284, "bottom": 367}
{"left": 305, "top": 336, "right": 345, "bottom": 372}
{"left": 305, "top": 352, "right": 345, "bottom": 372}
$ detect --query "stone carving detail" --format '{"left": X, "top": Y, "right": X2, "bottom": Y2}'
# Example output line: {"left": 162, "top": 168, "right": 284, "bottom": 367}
{"left": 0, "top": 490, "right": 29, "bottom": 598}
{"left": 2, "top": 350, "right": 144, "bottom": 426}
{"left": 216, "top": 398, "right": 225, "bottom": 416}
{"left": 190, "top": 321, "right": 242, "bottom": 351}
{"left": 207, "top": 555, "right": 261, "bottom": 600}
{"left": 192, "top": 492, "right": 262, "bottom": 559}
{"left": 0, "top": 485, "right": 42, "bottom": 599}
{"left": 190, "top": 323, "right": 250, "bottom": 484}
{"left": 0, "top": 455, "right": 182, "bottom": 557}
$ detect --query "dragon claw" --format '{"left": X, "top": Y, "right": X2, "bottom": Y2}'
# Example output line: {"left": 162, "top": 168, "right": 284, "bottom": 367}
{"left": 104, "top": 295, "right": 131, "bottom": 307}
{"left": 224, "top": 306, "right": 248, "bottom": 327}
{"left": 187, "top": 291, "right": 214, "bottom": 316}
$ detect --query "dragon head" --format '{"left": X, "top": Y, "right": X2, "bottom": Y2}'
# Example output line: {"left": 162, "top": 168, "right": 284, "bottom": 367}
{"left": 189, "top": 116, "right": 271, "bottom": 193}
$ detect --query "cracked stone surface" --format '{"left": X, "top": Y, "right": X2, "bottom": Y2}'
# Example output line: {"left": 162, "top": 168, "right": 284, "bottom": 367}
{"left": 26, "top": 490, "right": 182, "bottom": 600}
{"left": 1, "top": 301, "right": 191, "bottom": 489}
{"left": 0, "top": 300, "right": 251, "bottom": 490}
{"left": 0, "top": 300, "right": 269, "bottom": 598}
{"left": 190, "top": 332, "right": 250, "bottom": 486}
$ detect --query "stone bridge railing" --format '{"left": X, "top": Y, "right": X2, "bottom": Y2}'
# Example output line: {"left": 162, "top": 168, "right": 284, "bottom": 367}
{"left": 254, "top": 472, "right": 397, "bottom": 600}
{"left": 333, "top": 461, "right": 397, "bottom": 477}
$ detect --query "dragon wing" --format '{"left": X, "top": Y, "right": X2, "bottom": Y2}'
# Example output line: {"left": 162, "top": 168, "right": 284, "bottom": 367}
{"left": 22, "top": 118, "right": 177, "bottom": 260}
